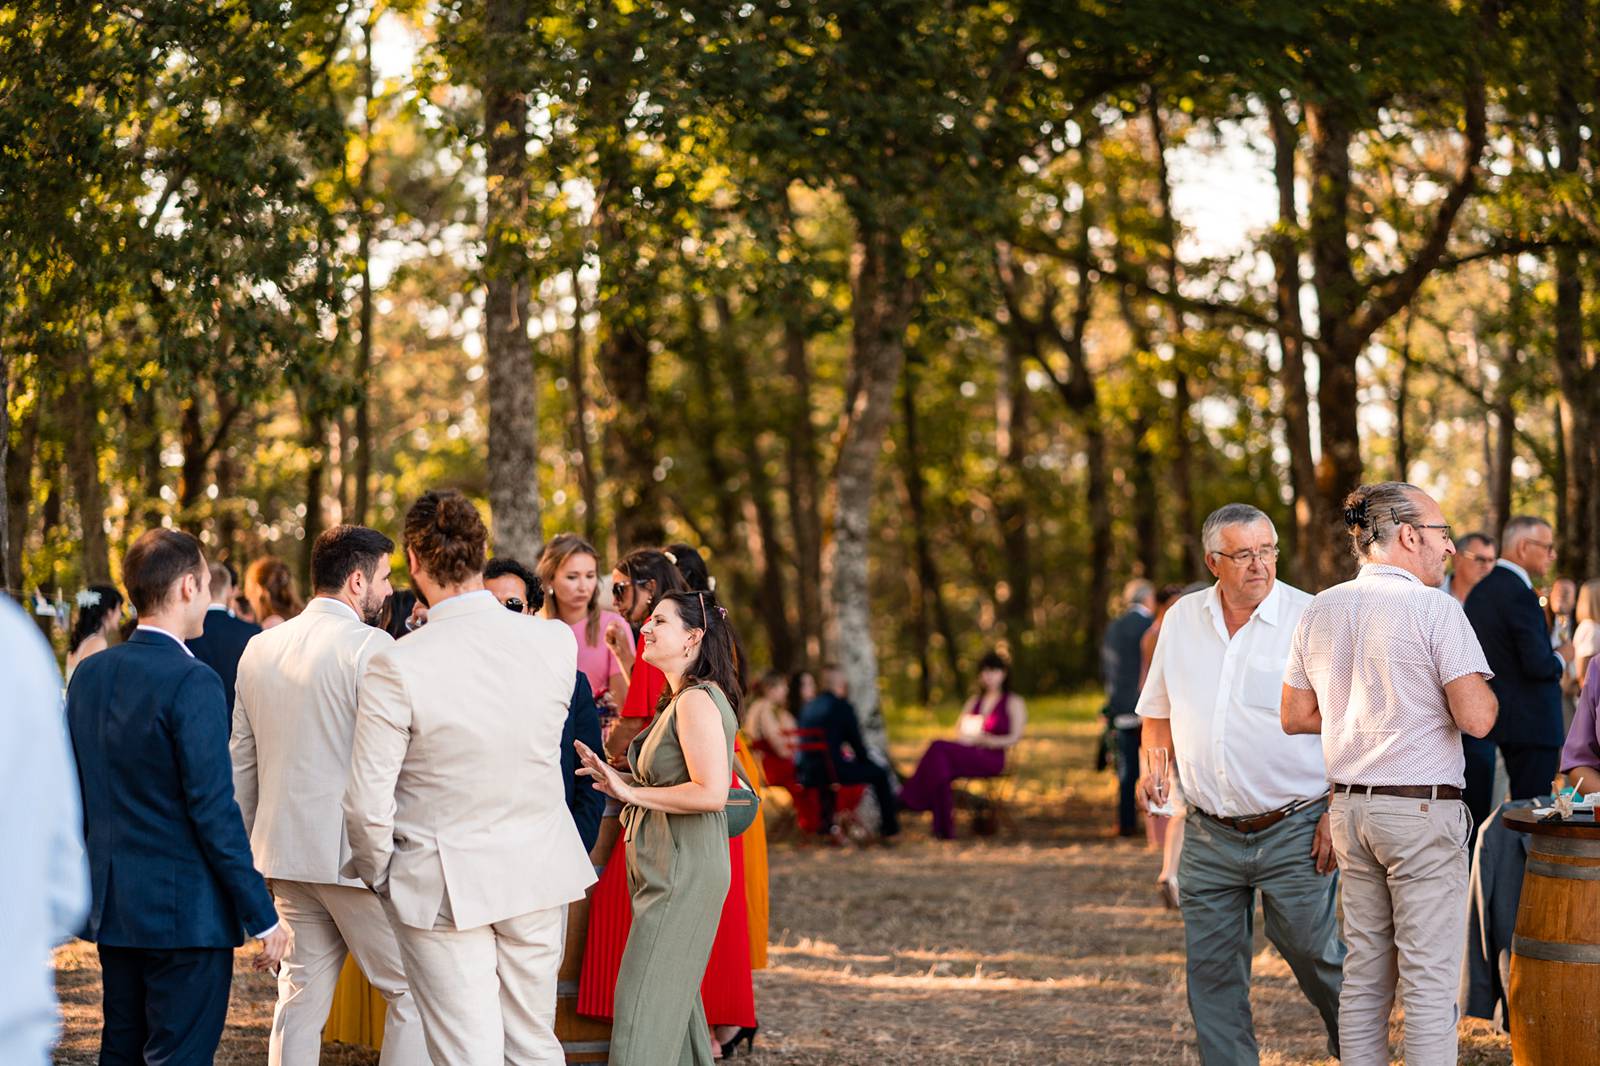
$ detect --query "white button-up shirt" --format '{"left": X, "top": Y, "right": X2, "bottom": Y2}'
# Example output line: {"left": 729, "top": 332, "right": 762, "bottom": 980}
{"left": 1136, "top": 580, "right": 1328, "bottom": 816}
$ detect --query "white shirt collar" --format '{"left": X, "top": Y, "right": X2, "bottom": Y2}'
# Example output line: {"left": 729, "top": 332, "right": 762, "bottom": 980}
{"left": 1358, "top": 562, "right": 1423, "bottom": 585}
{"left": 137, "top": 624, "right": 196, "bottom": 656}
{"left": 1202, "top": 579, "right": 1282, "bottom": 636}
{"left": 206, "top": 603, "right": 229, "bottom": 613}
{"left": 306, "top": 596, "right": 361, "bottom": 622}
{"left": 1132, "top": 603, "right": 1154, "bottom": 618}
{"left": 1495, "top": 558, "right": 1534, "bottom": 589}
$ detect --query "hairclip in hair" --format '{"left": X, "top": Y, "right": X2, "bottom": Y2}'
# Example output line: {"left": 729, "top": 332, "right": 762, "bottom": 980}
{"left": 76, "top": 588, "right": 103, "bottom": 609}
{"left": 1342, "top": 498, "right": 1370, "bottom": 529}
{"left": 663, "top": 550, "right": 678, "bottom": 565}
{"left": 696, "top": 590, "right": 727, "bottom": 625}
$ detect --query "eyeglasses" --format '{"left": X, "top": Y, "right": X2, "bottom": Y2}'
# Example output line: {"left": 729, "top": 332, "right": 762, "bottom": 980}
{"left": 1527, "top": 540, "right": 1557, "bottom": 555}
{"left": 611, "top": 580, "right": 631, "bottom": 601}
{"left": 1211, "top": 546, "right": 1280, "bottom": 565}
{"left": 1411, "top": 523, "right": 1453, "bottom": 542}
{"left": 1462, "top": 552, "right": 1496, "bottom": 566}
{"left": 503, "top": 598, "right": 527, "bottom": 613}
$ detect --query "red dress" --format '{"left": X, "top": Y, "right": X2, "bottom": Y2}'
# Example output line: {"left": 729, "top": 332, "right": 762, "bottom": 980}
{"left": 577, "top": 638, "right": 756, "bottom": 1027}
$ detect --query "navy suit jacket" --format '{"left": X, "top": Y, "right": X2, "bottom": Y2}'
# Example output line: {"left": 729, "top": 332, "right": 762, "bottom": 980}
{"left": 1102, "top": 608, "right": 1154, "bottom": 717}
{"left": 65, "top": 630, "right": 276, "bottom": 948}
{"left": 563, "top": 673, "right": 605, "bottom": 853}
{"left": 186, "top": 607, "right": 262, "bottom": 712}
{"left": 795, "top": 692, "right": 872, "bottom": 787}
{"left": 1464, "top": 565, "right": 1566, "bottom": 748}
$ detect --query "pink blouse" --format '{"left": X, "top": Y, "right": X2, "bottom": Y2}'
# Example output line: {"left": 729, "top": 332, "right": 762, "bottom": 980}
{"left": 571, "top": 609, "right": 627, "bottom": 698}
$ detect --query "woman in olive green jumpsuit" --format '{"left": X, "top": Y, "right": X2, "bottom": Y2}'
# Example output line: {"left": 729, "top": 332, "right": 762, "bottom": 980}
{"left": 575, "top": 589, "right": 742, "bottom": 1066}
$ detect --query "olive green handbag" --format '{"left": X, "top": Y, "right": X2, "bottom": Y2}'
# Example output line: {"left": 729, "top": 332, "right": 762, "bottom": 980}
{"left": 726, "top": 764, "right": 761, "bottom": 837}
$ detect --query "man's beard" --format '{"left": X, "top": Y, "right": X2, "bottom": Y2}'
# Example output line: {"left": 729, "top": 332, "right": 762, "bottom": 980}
{"left": 360, "top": 591, "right": 387, "bottom": 627}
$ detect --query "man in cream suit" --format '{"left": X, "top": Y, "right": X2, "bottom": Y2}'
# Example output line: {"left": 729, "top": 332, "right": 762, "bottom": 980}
{"left": 344, "top": 491, "right": 597, "bottom": 1065}
{"left": 233, "top": 525, "right": 428, "bottom": 1066}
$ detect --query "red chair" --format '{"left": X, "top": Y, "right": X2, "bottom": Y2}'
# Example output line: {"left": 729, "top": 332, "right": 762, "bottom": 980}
{"left": 786, "top": 728, "right": 865, "bottom": 837}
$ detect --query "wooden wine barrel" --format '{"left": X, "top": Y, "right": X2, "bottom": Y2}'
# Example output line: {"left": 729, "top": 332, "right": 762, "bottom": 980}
{"left": 1504, "top": 810, "right": 1600, "bottom": 1066}
{"left": 556, "top": 893, "right": 612, "bottom": 1064}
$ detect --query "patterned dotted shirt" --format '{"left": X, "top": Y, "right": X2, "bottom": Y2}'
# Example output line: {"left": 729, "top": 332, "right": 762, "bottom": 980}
{"left": 1285, "top": 563, "right": 1493, "bottom": 788}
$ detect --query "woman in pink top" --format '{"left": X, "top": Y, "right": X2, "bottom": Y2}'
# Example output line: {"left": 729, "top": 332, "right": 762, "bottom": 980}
{"left": 538, "top": 533, "right": 628, "bottom": 702}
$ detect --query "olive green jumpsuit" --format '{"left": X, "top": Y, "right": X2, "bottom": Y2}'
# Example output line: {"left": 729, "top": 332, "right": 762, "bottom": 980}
{"left": 609, "top": 683, "right": 737, "bottom": 1066}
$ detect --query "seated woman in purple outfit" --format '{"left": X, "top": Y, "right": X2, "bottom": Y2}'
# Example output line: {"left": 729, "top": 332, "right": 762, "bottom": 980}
{"left": 1561, "top": 657, "right": 1600, "bottom": 795}
{"left": 898, "top": 650, "right": 1027, "bottom": 839}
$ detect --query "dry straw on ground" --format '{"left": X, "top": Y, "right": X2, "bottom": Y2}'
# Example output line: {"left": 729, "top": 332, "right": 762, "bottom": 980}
{"left": 53, "top": 696, "right": 1513, "bottom": 1064}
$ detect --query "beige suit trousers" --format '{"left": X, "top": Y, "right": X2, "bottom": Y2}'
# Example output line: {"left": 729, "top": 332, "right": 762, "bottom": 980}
{"left": 268, "top": 880, "right": 428, "bottom": 1066}
{"left": 386, "top": 901, "right": 567, "bottom": 1066}
{"left": 1328, "top": 792, "right": 1471, "bottom": 1066}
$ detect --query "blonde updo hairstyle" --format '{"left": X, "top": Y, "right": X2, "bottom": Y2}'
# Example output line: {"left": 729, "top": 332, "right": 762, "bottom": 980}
{"left": 403, "top": 489, "right": 488, "bottom": 585}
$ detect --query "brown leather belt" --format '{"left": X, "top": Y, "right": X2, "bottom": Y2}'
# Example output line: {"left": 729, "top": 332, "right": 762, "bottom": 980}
{"left": 1333, "top": 783, "right": 1463, "bottom": 800}
{"left": 1197, "top": 793, "right": 1328, "bottom": 835}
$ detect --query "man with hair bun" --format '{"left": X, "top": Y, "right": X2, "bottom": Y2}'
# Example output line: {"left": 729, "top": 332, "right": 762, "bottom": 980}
{"left": 1464, "top": 513, "right": 1575, "bottom": 800}
{"left": 1283, "top": 481, "right": 1497, "bottom": 1066}
{"left": 344, "top": 491, "right": 595, "bottom": 1064}
{"left": 233, "top": 523, "right": 429, "bottom": 1066}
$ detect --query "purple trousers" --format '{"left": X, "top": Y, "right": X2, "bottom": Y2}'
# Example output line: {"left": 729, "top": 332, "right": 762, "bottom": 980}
{"left": 899, "top": 740, "right": 1005, "bottom": 839}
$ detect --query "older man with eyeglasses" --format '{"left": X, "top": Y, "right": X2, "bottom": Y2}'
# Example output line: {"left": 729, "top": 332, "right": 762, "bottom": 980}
{"left": 1137, "top": 503, "right": 1344, "bottom": 1065}
{"left": 1463, "top": 515, "right": 1574, "bottom": 801}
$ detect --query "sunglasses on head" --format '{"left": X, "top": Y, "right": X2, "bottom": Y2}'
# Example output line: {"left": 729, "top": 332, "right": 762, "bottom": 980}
{"left": 503, "top": 597, "right": 527, "bottom": 613}
{"left": 612, "top": 580, "right": 631, "bottom": 601}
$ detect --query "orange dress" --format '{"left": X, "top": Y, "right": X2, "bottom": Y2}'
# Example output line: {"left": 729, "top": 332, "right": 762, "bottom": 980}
{"left": 737, "top": 735, "right": 770, "bottom": 970}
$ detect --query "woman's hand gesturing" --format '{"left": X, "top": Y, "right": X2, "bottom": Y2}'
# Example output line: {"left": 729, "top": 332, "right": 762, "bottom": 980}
{"left": 575, "top": 739, "right": 635, "bottom": 804}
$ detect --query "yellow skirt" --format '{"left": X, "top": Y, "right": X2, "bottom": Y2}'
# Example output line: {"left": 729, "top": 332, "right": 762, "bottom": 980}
{"left": 736, "top": 733, "right": 770, "bottom": 970}
{"left": 323, "top": 956, "right": 385, "bottom": 1049}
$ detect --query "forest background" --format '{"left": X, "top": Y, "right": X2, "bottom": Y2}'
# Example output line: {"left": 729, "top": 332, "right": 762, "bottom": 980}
{"left": 6, "top": 0, "right": 1600, "bottom": 737}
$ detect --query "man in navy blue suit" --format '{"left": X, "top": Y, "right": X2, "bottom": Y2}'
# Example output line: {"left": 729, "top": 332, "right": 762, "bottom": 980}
{"left": 186, "top": 561, "right": 262, "bottom": 712}
{"left": 1464, "top": 515, "right": 1577, "bottom": 803}
{"left": 66, "top": 529, "right": 288, "bottom": 1065}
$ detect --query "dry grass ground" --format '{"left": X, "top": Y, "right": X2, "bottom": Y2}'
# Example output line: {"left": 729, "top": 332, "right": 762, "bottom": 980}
{"left": 53, "top": 693, "right": 1513, "bottom": 1064}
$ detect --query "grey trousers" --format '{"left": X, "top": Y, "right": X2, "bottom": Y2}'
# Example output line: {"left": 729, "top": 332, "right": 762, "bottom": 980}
{"left": 1179, "top": 800, "right": 1345, "bottom": 1065}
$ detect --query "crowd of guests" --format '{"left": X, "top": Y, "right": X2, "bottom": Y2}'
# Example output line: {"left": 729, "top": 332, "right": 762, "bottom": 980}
{"left": 1119, "top": 487, "right": 1600, "bottom": 1066}
{"left": 11, "top": 492, "right": 806, "bottom": 1066}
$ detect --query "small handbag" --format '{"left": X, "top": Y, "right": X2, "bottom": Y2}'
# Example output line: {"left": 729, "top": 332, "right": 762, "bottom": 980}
{"left": 726, "top": 764, "right": 761, "bottom": 838}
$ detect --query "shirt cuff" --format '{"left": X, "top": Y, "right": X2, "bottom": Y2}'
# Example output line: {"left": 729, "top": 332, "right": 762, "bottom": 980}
{"left": 251, "top": 921, "right": 280, "bottom": 940}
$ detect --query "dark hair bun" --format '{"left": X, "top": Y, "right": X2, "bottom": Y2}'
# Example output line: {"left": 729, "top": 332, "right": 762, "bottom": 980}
{"left": 437, "top": 493, "right": 485, "bottom": 538}
{"left": 404, "top": 489, "right": 488, "bottom": 586}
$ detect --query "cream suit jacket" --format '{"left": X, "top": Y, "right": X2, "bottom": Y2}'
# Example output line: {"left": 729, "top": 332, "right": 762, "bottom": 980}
{"left": 232, "top": 596, "right": 393, "bottom": 886}
{"left": 342, "top": 589, "right": 596, "bottom": 931}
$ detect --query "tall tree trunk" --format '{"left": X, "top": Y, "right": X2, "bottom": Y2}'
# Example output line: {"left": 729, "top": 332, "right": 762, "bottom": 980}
{"left": 994, "top": 329, "right": 1035, "bottom": 683}
{"left": 567, "top": 268, "right": 600, "bottom": 546}
{"left": 783, "top": 314, "right": 825, "bottom": 665}
{"left": 483, "top": 0, "right": 542, "bottom": 562}
{"left": 5, "top": 391, "right": 36, "bottom": 592}
{"left": 832, "top": 217, "right": 916, "bottom": 750}
{"left": 300, "top": 404, "right": 328, "bottom": 590}
{"left": 129, "top": 379, "right": 164, "bottom": 528}
{"left": 1490, "top": 261, "right": 1521, "bottom": 534}
{"left": 177, "top": 392, "right": 208, "bottom": 534}
{"left": 66, "top": 340, "right": 110, "bottom": 582}
{"left": 351, "top": 8, "right": 377, "bottom": 527}
{"left": 1552, "top": 6, "right": 1596, "bottom": 573}
{"left": 1148, "top": 93, "right": 1199, "bottom": 579}
{"left": 1303, "top": 102, "right": 1367, "bottom": 588}
{"left": 901, "top": 360, "right": 964, "bottom": 697}
{"left": 1267, "top": 98, "right": 1320, "bottom": 587}
{"left": 216, "top": 440, "right": 241, "bottom": 566}
{"left": 713, "top": 296, "right": 797, "bottom": 671}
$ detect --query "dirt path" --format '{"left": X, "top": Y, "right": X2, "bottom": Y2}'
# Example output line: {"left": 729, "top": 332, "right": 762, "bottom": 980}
{"left": 52, "top": 705, "right": 1514, "bottom": 1064}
